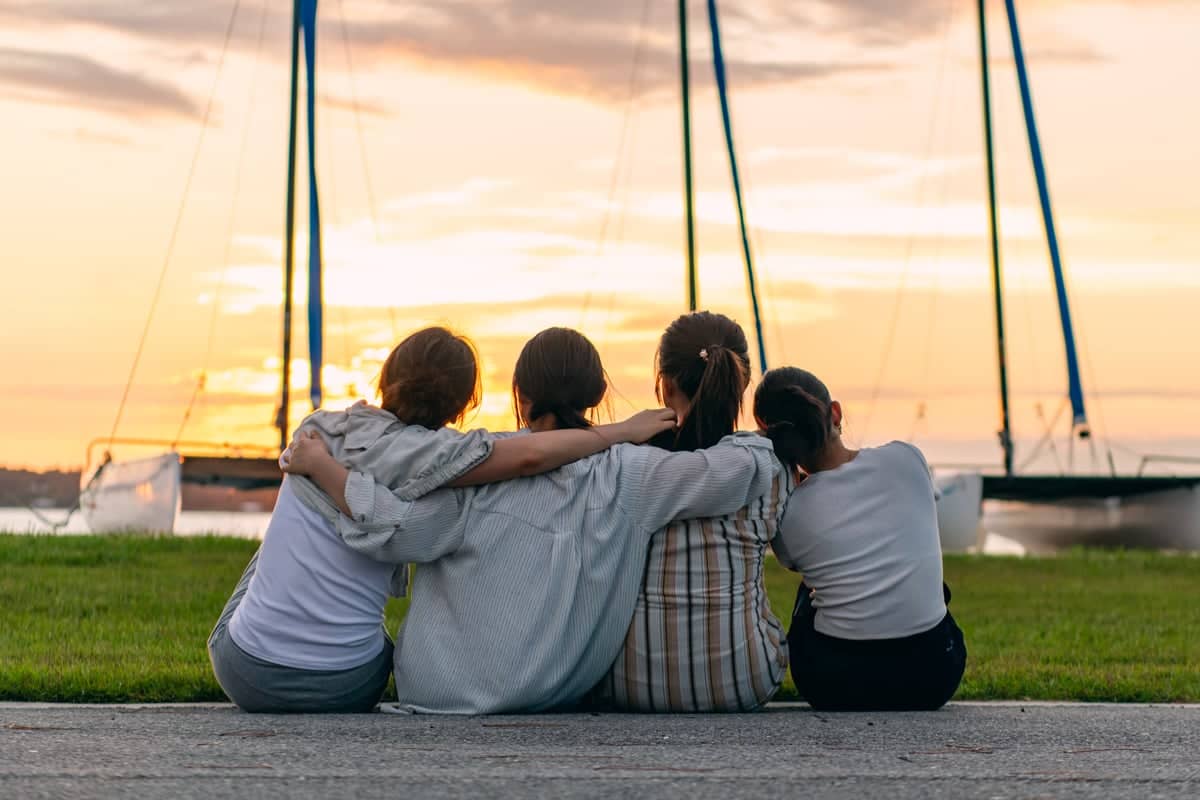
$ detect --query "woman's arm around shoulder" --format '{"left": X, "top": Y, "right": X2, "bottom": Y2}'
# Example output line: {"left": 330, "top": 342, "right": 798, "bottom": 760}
{"left": 618, "top": 432, "right": 781, "bottom": 533}
{"left": 283, "top": 432, "right": 467, "bottom": 564}
{"left": 447, "top": 409, "right": 676, "bottom": 487}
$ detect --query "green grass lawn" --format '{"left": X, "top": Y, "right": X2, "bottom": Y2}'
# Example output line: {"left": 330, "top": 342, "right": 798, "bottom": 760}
{"left": 1, "top": 534, "right": 1196, "bottom": 703}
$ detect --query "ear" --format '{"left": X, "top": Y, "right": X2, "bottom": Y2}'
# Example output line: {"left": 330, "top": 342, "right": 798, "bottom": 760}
{"left": 830, "top": 400, "right": 843, "bottom": 431}
{"left": 515, "top": 391, "right": 533, "bottom": 424}
{"left": 660, "top": 377, "right": 680, "bottom": 406}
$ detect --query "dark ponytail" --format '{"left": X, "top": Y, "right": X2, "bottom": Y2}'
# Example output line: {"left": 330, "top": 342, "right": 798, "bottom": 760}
{"left": 655, "top": 311, "right": 751, "bottom": 451}
{"left": 753, "top": 367, "right": 834, "bottom": 471}
{"left": 512, "top": 327, "right": 609, "bottom": 430}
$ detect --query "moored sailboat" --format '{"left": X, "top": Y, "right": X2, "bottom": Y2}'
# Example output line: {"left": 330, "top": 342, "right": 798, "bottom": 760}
{"left": 80, "top": 0, "right": 324, "bottom": 532}
{"left": 935, "top": 0, "right": 1200, "bottom": 551}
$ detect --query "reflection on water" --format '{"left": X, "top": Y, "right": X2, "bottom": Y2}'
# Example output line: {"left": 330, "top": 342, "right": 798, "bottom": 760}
{"left": 979, "top": 532, "right": 1027, "bottom": 556}
{"left": 0, "top": 508, "right": 271, "bottom": 539}
{"left": 0, "top": 507, "right": 1028, "bottom": 554}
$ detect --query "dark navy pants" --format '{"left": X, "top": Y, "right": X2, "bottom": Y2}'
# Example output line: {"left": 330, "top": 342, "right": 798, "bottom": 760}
{"left": 788, "top": 583, "right": 967, "bottom": 711}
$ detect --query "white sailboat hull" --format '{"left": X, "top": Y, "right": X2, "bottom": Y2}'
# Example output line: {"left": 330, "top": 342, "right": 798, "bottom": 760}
{"left": 80, "top": 453, "right": 182, "bottom": 534}
{"left": 934, "top": 472, "right": 984, "bottom": 553}
{"left": 984, "top": 486, "right": 1200, "bottom": 554}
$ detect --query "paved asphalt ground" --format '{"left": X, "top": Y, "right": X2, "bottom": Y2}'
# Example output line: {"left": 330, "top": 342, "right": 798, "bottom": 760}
{"left": 1, "top": 702, "right": 1197, "bottom": 799}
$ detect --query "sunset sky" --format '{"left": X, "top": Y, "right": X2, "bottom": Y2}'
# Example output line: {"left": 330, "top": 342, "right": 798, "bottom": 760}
{"left": 1, "top": 0, "right": 1197, "bottom": 474}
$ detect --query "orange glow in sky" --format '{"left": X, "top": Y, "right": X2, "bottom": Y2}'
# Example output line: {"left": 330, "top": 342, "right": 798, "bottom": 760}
{"left": 1, "top": 0, "right": 1197, "bottom": 473}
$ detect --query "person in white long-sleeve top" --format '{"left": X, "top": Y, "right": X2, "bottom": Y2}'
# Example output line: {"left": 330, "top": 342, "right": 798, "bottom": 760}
{"left": 753, "top": 366, "right": 967, "bottom": 711}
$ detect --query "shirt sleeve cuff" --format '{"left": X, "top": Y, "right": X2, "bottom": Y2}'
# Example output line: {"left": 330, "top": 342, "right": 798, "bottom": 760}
{"left": 344, "top": 470, "right": 377, "bottom": 522}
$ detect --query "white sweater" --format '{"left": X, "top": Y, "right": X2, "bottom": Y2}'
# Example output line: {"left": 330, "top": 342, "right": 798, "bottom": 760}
{"left": 771, "top": 441, "right": 947, "bottom": 640}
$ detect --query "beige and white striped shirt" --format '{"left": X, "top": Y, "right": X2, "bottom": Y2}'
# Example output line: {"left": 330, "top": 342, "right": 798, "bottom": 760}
{"left": 594, "top": 468, "right": 794, "bottom": 712}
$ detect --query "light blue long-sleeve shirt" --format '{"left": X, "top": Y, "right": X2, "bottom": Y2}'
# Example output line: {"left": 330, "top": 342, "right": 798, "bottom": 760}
{"left": 335, "top": 433, "right": 783, "bottom": 715}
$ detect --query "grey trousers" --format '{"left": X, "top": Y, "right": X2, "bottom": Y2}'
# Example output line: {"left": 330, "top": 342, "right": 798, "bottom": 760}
{"left": 207, "top": 548, "right": 394, "bottom": 713}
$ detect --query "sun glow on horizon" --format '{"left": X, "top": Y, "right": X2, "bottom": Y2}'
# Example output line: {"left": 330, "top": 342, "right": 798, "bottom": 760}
{"left": 1, "top": 0, "right": 1198, "bottom": 471}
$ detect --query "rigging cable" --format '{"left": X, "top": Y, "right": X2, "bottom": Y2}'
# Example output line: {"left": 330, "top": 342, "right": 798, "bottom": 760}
{"left": 323, "top": 109, "right": 356, "bottom": 380}
{"left": 733, "top": 153, "right": 788, "bottom": 364}
{"left": 596, "top": 111, "right": 648, "bottom": 404}
{"left": 317, "top": 8, "right": 355, "bottom": 382}
{"left": 1010, "top": 217, "right": 1064, "bottom": 471}
{"left": 1017, "top": 396, "right": 1067, "bottom": 473}
{"left": 173, "top": 0, "right": 272, "bottom": 448}
{"left": 912, "top": 0, "right": 960, "bottom": 445}
{"left": 707, "top": 0, "right": 768, "bottom": 375}
{"left": 27, "top": 458, "right": 111, "bottom": 531}
{"left": 336, "top": 0, "right": 398, "bottom": 342}
{"left": 1074, "top": 301, "right": 1114, "bottom": 473}
{"left": 593, "top": 0, "right": 655, "bottom": 414}
{"left": 580, "top": 0, "right": 654, "bottom": 330}
{"left": 105, "top": 0, "right": 245, "bottom": 449}
{"left": 859, "top": 0, "right": 956, "bottom": 443}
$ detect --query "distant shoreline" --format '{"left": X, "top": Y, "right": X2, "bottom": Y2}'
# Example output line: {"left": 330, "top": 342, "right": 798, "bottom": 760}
{"left": 0, "top": 467, "right": 278, "bottom": 513}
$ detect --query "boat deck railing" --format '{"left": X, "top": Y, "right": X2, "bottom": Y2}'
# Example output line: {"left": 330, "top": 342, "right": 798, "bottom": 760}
{"left": 86, "top": 437, "right": 277, "bottom": 469}
{"left": 1137, "top": 455, "right": 1200, "bottom": 477}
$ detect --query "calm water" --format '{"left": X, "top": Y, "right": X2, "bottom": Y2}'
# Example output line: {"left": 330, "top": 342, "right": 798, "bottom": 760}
{"left": 0, "top": 508, "right": 271, "bottom": 539}
{"left": 0, "top": 507, "right": 1028, "bottom": 554}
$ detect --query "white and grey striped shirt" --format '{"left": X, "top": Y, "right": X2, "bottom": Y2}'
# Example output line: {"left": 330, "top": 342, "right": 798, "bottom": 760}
{"left": 334, "top": 433, "right": 782, "bottom": 715}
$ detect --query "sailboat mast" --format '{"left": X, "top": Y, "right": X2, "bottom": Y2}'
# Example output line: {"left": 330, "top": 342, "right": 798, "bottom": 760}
{"left": 977, "top": 0, "right": 1014, "bottom": 476}
{"left": 278, "top": 0, "right": 302, "bottom": 453}
{"left": 678, "top": 0, "right": 698, "bottom": 311}
{"left": 706, "top": 0, "right": 768, "bottom": 375}
{"left": 1003, "top": 0, "right": 1089, "bottom": 436}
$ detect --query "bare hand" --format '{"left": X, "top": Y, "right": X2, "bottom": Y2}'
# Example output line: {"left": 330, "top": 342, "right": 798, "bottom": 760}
{"left": 282, "top": 430, "right": 335, "bottom": 476}
{"left": 614, "top": 408, "right": 677, "bottom": 444}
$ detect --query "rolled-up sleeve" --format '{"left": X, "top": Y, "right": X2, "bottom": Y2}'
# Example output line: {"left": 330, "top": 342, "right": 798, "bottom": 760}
{"left": 335, "top": 480, "right": 467, "bottom": 565}
{"left": 619, "top": 434, "right": 780, "bottom": 533}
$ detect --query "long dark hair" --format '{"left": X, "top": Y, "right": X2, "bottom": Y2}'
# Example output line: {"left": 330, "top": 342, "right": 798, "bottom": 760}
{"left": 512, "top": 327, "right": 609, "bottom": 430}
{"left": 753, "top": 367, "right": 834, "bottom": 471}
{"left": 379, "top": 327, "right": 481, "bottom": 429}
{"left": 654, "top": 311, "right": 750, "bottom": 451}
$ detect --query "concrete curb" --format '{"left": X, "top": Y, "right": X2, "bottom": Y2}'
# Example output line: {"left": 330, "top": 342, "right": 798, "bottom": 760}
{"left": 4, "top": 700, "right": 1199, "bottom": 711}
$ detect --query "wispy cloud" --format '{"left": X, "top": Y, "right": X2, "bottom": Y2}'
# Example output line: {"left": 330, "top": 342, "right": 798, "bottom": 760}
{"left": 328, "top": 0, "right": 903, "bottom": 100}
{"left": 319, "top": 92, "right": 393, "bottom": 118}
{"left": 0, "top": 0, "right": 1133, "bottom": 107}
{"left": 1, "top": 0, "right": 911, "bottom": 101}
{"left": 53, "top": 126, "right": 135, "bottom": 147}
{"left": 0, "top": 47, "right": 200, "bottom": 120}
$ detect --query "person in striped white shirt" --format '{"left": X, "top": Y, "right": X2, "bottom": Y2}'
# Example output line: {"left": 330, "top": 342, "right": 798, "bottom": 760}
{"left": 287, "top": 326, "right": 785, "bottom": 714}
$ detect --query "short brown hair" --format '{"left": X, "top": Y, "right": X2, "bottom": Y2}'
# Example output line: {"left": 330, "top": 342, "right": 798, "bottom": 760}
{"left": 378, "top": 327, "right": 481, "bottom": 429}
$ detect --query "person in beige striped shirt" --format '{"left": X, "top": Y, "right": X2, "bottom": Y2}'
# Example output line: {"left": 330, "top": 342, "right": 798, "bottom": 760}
{"left": 592, "top": 312, "right": 793, "bottom": 712}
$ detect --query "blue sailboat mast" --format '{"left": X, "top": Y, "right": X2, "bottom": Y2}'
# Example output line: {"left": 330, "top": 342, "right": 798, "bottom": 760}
{"left": 299, "top": 0, "right": 324, "bottom": 411}
{"left": 278, "top": 0, "right": 302, "bottom": 452}
{"left": 706, "top": 0, "right": 768, "bottom": 375}
{"left": 1003, "top": 0, "right": 1089, "bottom": 434}
{"left": 279, "top": 0, "right": 324, "bottom": 453}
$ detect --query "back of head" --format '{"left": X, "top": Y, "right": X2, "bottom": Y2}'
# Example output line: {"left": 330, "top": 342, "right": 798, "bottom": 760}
{"left": 656, "top": 311, "right": 751, "bottom": 451}
{"left": 512, "top": 327, "right": 609, "bottom": 430}
{"left": 379, "top": 327, "right": 481, "bottom": 429}
{"left": 753, "top": 367, "right": 833, "bottom": 472}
